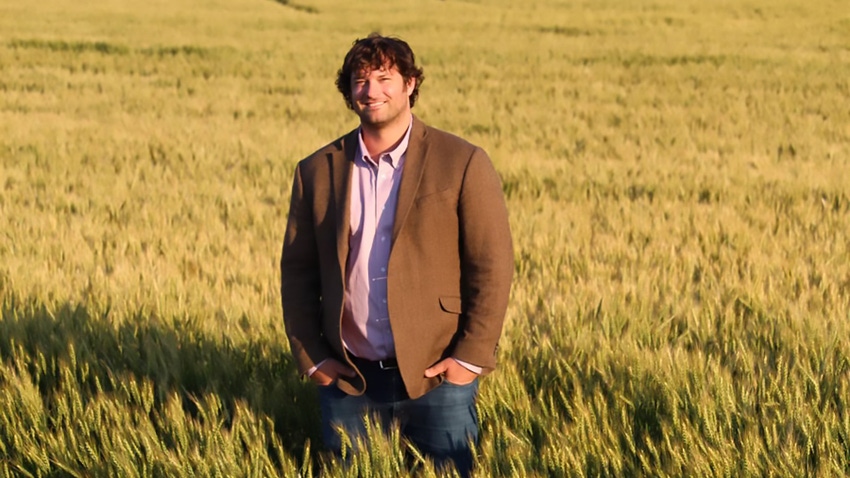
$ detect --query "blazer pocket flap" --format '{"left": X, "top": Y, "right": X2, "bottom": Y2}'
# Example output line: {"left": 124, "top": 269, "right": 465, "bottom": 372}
{"left": 439, "top": 296, "right": 463, "bottom": 314}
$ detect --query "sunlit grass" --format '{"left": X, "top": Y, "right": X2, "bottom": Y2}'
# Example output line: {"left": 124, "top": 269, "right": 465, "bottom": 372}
{"left": 1, "top": 0, "right": 849, "bottom": 475}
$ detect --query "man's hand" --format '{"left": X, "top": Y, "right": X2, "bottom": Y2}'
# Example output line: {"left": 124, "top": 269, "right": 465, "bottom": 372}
{"left": 424, "top": 358, "right": 478, "bottom": 386}
{"left": 311, "top": 359, "right": 356, "bottom": 386}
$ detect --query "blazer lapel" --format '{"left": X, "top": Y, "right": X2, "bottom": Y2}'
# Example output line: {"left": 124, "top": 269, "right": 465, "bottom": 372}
{"left": 334, "top": 129, "right": 358, "bottom": 269}
{"left": 392, "top": 116, "right": 429, "bottom": 244}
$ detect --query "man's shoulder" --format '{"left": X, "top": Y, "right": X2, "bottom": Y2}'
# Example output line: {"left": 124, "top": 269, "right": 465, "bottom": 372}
{"left": 418, "top": 120, "right": 478, "bottom": 151}
{"left": 297, "top": 129, "right": 357, "bottom": 168}
{"left": 415, "top": 119, "right": 488, "bottom": 165}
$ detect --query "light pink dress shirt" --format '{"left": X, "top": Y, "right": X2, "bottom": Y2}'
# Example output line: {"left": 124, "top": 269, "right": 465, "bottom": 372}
{"left": 307, "top": 118, "right": 481, "bottom": 376}
{"left": 341, "top": 124, "right": 412, "bottom": 360}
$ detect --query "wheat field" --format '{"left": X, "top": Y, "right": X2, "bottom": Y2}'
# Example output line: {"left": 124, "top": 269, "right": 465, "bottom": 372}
{"left": 1, "top": 0, "right": 849, "bottom": 476}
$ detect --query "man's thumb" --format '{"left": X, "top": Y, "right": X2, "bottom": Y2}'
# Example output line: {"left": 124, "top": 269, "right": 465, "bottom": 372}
{"left": 424, "top": 361, "right": 447, "bottom": 378}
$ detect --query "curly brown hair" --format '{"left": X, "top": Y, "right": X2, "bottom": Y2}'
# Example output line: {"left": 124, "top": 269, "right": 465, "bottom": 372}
{"left": 336, "top": 33, "right": 425, "bottom": 110}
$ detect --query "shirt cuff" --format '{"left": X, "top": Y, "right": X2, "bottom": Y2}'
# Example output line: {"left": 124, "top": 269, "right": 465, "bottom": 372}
{"left": 306, "top": 359, "right": 328, "bottom": 377}
{"left": 452, "top": 357, "right": 482, "bottom": 375}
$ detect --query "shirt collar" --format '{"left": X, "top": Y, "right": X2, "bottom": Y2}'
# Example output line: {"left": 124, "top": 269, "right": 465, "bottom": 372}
{"left": 356, "top": 116, "right": 413, "bottom": 169}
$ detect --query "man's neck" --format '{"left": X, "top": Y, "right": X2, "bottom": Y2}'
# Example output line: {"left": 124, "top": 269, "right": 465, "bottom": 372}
{"left": 360, "top": 116, "right": 412, "bottom": 158}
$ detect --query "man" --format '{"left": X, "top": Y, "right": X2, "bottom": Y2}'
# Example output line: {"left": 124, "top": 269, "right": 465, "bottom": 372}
{"left": 280, "top": 33, "right": 513, "bottom": 476}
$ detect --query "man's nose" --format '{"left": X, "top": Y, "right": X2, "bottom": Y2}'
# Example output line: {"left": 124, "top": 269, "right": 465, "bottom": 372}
{"left": 363, "top": 80, "right": 379, "bottom": 97}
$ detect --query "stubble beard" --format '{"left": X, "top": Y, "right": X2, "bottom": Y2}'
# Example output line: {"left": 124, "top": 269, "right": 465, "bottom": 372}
{"left": 356, "top": 104, "right": 406, "bottom": 131}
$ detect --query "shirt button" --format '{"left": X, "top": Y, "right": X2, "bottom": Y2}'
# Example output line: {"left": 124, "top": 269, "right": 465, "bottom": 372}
{"left": 381, "top": 267, "right": 386, "bottom": 272}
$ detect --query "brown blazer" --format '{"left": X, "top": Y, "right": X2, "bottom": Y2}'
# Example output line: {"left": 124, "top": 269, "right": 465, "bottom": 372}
{"left": 280, "top": 116, "right": 513, "bottom": 399}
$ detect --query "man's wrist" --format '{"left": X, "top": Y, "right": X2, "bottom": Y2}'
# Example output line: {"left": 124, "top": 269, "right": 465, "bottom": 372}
{"left": 306, "top": 359, "right": 328, "bottom": 377}
{"left": 451, "top": 357, "right": 482, "bottom": 375}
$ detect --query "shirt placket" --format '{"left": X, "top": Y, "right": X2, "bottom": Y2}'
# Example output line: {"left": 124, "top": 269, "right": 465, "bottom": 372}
{"left": 368, "top": 154, "right": 394, "bottom": 357}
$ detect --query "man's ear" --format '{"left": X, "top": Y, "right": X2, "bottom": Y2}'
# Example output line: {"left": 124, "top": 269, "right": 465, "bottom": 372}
{"left": 406, "top": 78, "right": 416, "bottom": 96}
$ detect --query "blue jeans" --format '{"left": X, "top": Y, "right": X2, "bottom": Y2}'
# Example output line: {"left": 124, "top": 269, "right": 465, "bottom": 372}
{"left": 318, "top": 360, "right": 479, "bottom": 477}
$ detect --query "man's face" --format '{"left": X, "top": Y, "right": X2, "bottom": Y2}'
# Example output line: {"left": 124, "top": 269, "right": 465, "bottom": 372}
{"left": 350, "top": 64, "right": 414, "bottom": 130}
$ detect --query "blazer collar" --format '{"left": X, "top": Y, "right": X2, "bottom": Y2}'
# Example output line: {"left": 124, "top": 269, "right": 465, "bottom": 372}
{"left": 333, "top": 128, "right": 359, "bottom": 268}
{"left": 392, "top": 116, "right": 428, "bottom": 244}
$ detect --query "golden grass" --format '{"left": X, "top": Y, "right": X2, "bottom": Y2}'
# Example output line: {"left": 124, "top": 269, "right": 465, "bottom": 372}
{"left": 1, "top": 0, "right": 849, "bottom": 475}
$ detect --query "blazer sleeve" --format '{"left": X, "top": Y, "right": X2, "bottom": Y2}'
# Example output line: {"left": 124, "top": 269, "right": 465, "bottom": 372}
{"left": 280, "top": 162, "right": 332, "bottom": 374}
{"left": 451, "top": 147, "right": 514, "bottom": 372}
